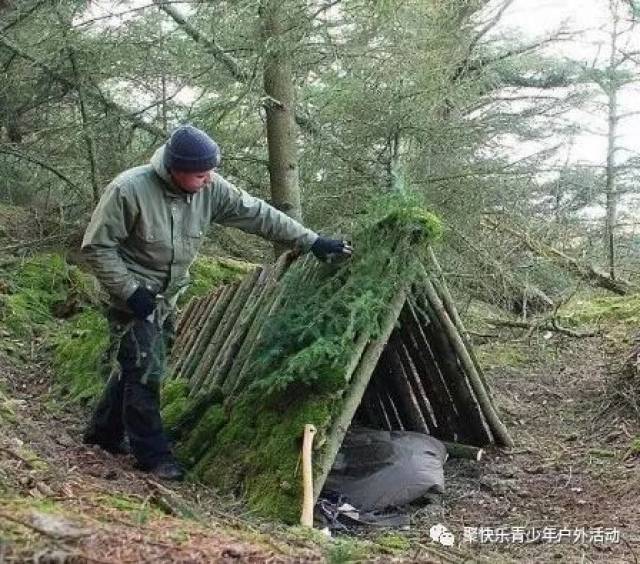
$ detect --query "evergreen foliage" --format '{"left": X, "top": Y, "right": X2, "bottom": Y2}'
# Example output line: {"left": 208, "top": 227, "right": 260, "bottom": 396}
{"left": 249, "top": 200, "right": 442, "bottom": 396}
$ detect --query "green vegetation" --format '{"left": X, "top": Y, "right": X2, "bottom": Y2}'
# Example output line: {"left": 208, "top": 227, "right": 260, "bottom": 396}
{"left": 0, "top": 253, "right": 248, "bottom": 407}
{"left": 558, "top": 294, "right": 640, "bottom": 327}
{"left": 180, "top": 256, "right": 254, "bottom": 305}
{"left": 0, "top": 254, "right": 98, "bottom": 337}
{"left": 374, "top": 532, "right": 411, "bottom": 552}
{"left": 52, "top": 309, "right": 110, "bottom": 404}
{"left": 250, "top": 201, "right": 442, "bottom": 396}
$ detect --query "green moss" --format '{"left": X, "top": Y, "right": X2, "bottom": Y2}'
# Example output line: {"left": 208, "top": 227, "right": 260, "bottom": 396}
{"left": 476, "top": 342, "right": 529, "bottom": 369}
{"left": 374, "top": 533, "right": 411, "bottom": 552}
{"left": 97, "top": 493, "right": 146, "bottom": 512}
{"left": 161, "top": 378, "right": 191, "bottom": 429}
{"left": 52, "top": 309, "right": 109, "bottom": 404}
{"left": 376, "top": 206, "right": 443, "bottom": 243}
{"left": 326, "top": 538, "right": 371, "bottom": 563}
{"left": 180, "top": 256, "right": 254, "bottom": 305}
{"left": 0, "top": 254, "right": 69, "bottom": 336}
{"left": 558, "top": 294, "right": 640, "bottom": 327}
{"left": 0, "top": 253, "right": 101, "bottom": 337}
{"left": 178, "top": 404, "right": 226, "bottom": 465}
{"left": 191, "top": 391, "right": 333, "bottom": 522}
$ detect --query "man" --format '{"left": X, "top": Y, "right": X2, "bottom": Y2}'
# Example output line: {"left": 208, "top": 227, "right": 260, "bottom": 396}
{"left": 81, "top": 124, "right": 352, "bottom": 480}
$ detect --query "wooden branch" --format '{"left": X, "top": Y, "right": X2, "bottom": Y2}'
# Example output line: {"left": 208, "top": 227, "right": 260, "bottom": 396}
{"left": 192, "top": 270, "right": 259, "bottom": 391}
{"left": 0, "top": 33, "right": 166, "bottom": 138}
{"left": 0, "top": 146, "right": 84, "bottom": 197}
{"left": 400, "top": 304, "right": 461, "bottom": 438}
{"left": 411, "top": 299, "right": 492, "bottom": 445}
{"left": 313, "top": 289, "right": 407, "bottom": 500}
{"left": 426, "top": 250, "right": 493, "bottom": 397}
{"left": 484, "top": 217, "right": 636, "bottom": 295}
{"left": 422, "top": 279, "right": 514, "bottom": 448}
{"left": 486, "top": 317, "right": 600, "bottom": 338}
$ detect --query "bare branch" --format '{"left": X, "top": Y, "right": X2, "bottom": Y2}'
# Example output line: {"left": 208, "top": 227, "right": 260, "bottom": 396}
{"left": 0, "top": 145, "right": 84, "bottom": 197}
{"left": 467, "top": 0, "right": 515, "bottom": 57}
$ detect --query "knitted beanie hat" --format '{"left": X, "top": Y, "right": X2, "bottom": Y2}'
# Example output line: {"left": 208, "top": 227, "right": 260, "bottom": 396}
{"left": 164, "top": 125, "right": 221, "bottom": 172}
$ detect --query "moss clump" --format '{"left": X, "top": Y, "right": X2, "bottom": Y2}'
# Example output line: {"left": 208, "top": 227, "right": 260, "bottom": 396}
{"left": 376, "top": 206, "right": 443, "bottom": 243}
{"left": 326, "top": 538, "right": 372, "bottom": 563}
{"left": 558, "top": 294, "right": 640, "bottom": 327}
{"left": 0, "top": 253, "right": 101, "bottom": 338}
{"left": 52, "top": 309, "right": 109, "bottom": 403}
{"left": 476, "top": 341, "right": 529, "bottom": 369}
{"left": 160, "top": 378, "right": 191, "bottom": 430}
{"left": 374, "top": 533, "right": 411, "bottom": 552}
{"left": 180, "top": 256, "right": 254, "bottom": 305}
{"left": 177, "top": 404, "right": 226, "bottom": 466}
{"left": 191, "top": 391, "right": 332, "bottom": 522}
{"left": 0, "top": 254, "right": 71, "bottom": 336}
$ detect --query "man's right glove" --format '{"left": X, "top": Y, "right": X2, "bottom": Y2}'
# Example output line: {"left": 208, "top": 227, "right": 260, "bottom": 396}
{"left": 311, "top": 237, "right": 353, "bottom": 261}
{"left": 126, "top": 286, "right": 157, "bottom": 320}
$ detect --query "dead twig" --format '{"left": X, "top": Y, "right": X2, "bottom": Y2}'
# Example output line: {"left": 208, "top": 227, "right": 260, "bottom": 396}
{"left": 486, "top": 317, "right": 600, "bottom": 338}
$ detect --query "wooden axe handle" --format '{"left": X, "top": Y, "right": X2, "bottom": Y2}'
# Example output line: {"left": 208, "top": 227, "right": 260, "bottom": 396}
{"left": 300, "top": 423, "right": 317, "bottom": 527}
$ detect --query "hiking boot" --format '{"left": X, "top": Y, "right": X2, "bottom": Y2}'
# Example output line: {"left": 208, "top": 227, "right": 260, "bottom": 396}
{"left": 146, "top": 460, "right": 185, "bottom": 482}
{"left": 83, "top": 433, "right": 131, "bottom": 455}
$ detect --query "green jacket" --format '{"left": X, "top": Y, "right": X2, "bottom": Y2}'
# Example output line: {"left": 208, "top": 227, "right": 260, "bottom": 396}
{"left": 81, "top": 146, "right": 318, "bottom": 309}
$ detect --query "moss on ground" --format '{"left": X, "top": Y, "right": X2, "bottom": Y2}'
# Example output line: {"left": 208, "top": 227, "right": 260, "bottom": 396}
{"left": 558, "top": 294, "right": 640, "bottom": 327}
{"left": 52, "top": 309, "right": 110, "bottom": 404}
{"left": 0, "top": 254, "right": 74, "bottom": 336}
{"left": 476, "top": 341, "right": 529, "bottom": 369}
{"left": 0, "top": 252, "right": 248, "bottom": 407}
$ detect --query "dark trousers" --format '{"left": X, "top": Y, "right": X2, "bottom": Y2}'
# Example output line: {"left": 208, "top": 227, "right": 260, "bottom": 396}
{"left": 85, "top": 308, "right": 176, "bottom": 468}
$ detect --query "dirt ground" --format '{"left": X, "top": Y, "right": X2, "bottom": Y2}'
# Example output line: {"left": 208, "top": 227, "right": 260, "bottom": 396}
{"left": 1, "top": 312, "right": 640, "bottom": 562}
{"left": 0, "top": 350, "right": 325, "bottom": 563}
{"left": 437, "top": 335, "right": 640, "bottom": 563}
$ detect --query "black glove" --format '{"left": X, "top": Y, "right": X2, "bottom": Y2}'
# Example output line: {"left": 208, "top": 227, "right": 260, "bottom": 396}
{"left": 311, "top": 236, "right": 353, "bottom": 261}
{"left": 126, "top": 286, "right": 157, "bottom": 320}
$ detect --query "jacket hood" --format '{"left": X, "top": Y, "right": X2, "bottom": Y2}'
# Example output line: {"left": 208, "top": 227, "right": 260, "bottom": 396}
{"left": 150, "top": 145, "right": 187, "bottom": 198}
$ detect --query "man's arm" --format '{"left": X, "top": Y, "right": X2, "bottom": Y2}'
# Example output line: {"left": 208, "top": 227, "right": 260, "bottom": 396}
{"left": 81, "top": 183, "right": 140, "bottom": 301}
{"left": 212, "top": 176, "right": 318, "bottom": 251}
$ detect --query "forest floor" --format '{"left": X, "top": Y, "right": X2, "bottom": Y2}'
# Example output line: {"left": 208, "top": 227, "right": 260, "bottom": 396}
{"left": 1, "top": 213, "right": 639, "bottom": 562}
{"left": 2, "top": 303, "right": 639, "bottom": 563}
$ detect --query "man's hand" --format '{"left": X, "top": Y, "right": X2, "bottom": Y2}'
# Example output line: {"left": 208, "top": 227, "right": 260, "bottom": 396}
{"left": 311, "top": 237, "right": 353, "bottom": 261}
{"left": 126, "top": 287, "right": 157, "bottom": 320}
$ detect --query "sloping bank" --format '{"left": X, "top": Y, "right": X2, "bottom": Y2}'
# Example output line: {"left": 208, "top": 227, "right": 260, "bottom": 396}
{"left": 0, "top": 253, "right": 251, "bottom": 403}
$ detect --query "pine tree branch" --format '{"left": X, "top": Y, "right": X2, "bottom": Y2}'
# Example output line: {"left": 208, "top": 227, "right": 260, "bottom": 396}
{"left": 0, "top": 145, "right": 84, "bottom": 196}
{"left": 0, "top": 33, "right": 166, "bottom": 138}
{"left": 152, "top": 0, "right": 378, "bottom": 181}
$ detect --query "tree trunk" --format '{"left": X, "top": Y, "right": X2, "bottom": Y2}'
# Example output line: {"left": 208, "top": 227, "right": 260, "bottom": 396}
{"left": 605, "top": 0, "right": 620, "bottom": 280}
{"left": 260, "top": 0, "right": 302, "bottom": 256}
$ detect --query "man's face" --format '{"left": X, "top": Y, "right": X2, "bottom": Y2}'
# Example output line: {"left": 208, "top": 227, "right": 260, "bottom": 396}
{"left": 170, "top": 169, "right": 213, "bottom": 193}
